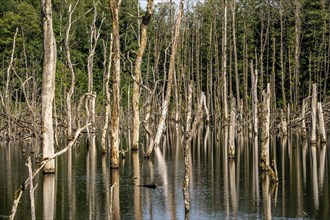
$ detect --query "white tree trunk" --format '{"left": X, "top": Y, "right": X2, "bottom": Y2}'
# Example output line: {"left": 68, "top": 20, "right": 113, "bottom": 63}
{"left": 222, "top": 0, "right": 228, "bottom": 122}
{"left": 42, "top": 0, "right": 56, "bottom": 174}
{"left": 317, "top": 102, "right": 326, "bottom": 143}
{"left": 101, "top": 36, "right": 113, "bottom": 154}
{"left": 311, "top": 83, "right": 317, "bottom": 144}
{"left": 228, "top": 98, "right": 236, "bottom": 159}
{"left": 251, "top": 62, "right": 258, "bottom": 135}
{"left": 301, "top": 99, "right": 306, "bottom": 139}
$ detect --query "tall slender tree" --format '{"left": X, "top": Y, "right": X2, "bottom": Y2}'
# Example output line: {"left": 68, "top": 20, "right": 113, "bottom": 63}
{"left": 41, "top": 0, "right": 57, "bottom": 174}
{"left": 109, "top": 0, "right": 122, "bottom": 168}
{"left": 132, "top": 0, "right": 155, "bottom": 151}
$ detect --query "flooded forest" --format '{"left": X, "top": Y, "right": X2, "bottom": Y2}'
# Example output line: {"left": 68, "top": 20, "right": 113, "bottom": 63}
{"left": 0, "top": 0, "right": 330, "bottom": 219}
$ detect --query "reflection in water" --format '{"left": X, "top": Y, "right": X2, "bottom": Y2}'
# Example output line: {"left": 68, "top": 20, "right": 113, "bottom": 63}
{"left": 223, "top": 128, "right": 229, "bottom": 217}
{"left": 132, "top": 152, "right": 141, "bottom": 219}
{"left": 262, "top": 174, "right": 271, "bottom": 220}
{"left": 87, "top": 135, "right": 97, "bottom": 219}
{"left": 252, "top": 135, "right": 259, "bottom": 205}
{"left": 0, "top": 132, "right": 330, "bottom": 219}
{"left": 319, "top": 143, "right": 326, "bottom": 192}
{"left": 101, "top": 155, "right": 110, "bottom": 219}
{"left": 111, "top": 169, "right": 120, "bottom": 220}
{"left": 43, "top": 174, "right": 55, "bottom": 220}
{"left": 311, "top": 145, "right": 319, "bottom": 210}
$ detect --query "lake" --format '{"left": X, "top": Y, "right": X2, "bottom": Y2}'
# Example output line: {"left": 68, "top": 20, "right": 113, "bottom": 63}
{"left": 0, "top": 126, "right": 329, "bottom": 219}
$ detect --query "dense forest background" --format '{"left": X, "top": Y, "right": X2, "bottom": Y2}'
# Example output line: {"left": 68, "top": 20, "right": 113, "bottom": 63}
{"left": 0, "top": 0, "right": 329, "bottom": 139}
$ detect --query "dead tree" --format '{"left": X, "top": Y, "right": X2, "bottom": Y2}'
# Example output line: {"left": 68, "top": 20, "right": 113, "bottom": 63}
{"left": 260, "top": 83, "right": 270, "bottom": 171}
{"left": 64, "top": 1, "right": 79, "bottom": 140}
{"left": 183, "top": 82, "right": 205, "bottom": 214}
{"left": 101, "top": 36, "right": 113, "bottom": 154}
{"left": 317, "top": 102, "right": 326, "bottom": 143}
{"left": 311, "top": 83, "right": 317, "bottom": 144}
{"left": 41, "top": 0, "right": 57, "bottom": 174}
{"left": 132, "top": 0, "right": 155, "bottom": 151}
{"left": 228, "top": 96, "right": 236, "bottom": 159}
{"left": 145, "top": 0, "right": 185, "bottom": 157}
{"left": 109, "top": 0, "right": 122, "bottom": 168}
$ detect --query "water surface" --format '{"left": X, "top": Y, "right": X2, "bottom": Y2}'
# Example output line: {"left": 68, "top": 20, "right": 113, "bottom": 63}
{"left": 0, "top": 128, "right": 329, "bottom": 219}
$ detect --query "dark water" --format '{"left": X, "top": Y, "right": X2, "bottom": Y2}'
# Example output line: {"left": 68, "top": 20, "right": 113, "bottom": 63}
{"left": 0, "top": 128, "right": 329, "bottom": 219}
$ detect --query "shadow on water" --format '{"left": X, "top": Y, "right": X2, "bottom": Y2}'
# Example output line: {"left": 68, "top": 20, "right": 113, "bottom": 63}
{"left": 0, "top": 128, "right": 330, "bottom": 219}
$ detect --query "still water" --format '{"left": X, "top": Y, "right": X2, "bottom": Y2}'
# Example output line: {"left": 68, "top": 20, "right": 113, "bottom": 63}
{"left": 0, "top": 127, "right": 329, "bottom": 219}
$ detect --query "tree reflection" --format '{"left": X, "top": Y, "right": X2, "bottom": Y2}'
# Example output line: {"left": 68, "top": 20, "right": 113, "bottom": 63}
{"left": 43, "top": 174, "right": 55, "bottom": 220}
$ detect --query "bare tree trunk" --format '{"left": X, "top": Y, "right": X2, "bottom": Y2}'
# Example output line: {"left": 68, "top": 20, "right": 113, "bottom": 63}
{"left": 132, "top": 0, "right": 154, "bottom": 151}
{"left": 317, "top": 102, "right": 326, "bottom": 143}
{"left": 109, "top": 0, "right": 122, "bottom": 168}
{"left": 251, "top": 61, "right": 258, "bottom": 135}
{"left": 228, "top": 97, "right": 236, "bottom": 159}
{"left": 41, "top": 0, "right": 57, "bottom": 174}
{"left": 260, "top": 83, "right": 270, "bottom": 171}
{"left": 294, "top": 0, "right": 302, "bottom": 108}
{"left": 101, "top": 36, "right": 113, "bottom": 154}
{"left": 281, "top": 109, "right": 287, "bottom": 136}
{"left": 87, "top": 2, "right": 104, "bottom": 134}
{"left": 183, "top": 83, "right": 205, "bottom": 214}
{"left": 222, "top": 0, "right": 228, "bottom": 122}
{"left": 280, "top": 0, "right": 286, "bottom": 108}
{"left": 311, "top": 83, "right": 317, "bottom": 144}
{"left": 64, "top": 2, "right": 78, "bottom": 140}
{"left": 301, "top": 99, "right": 307, "bottom": 139}
{"left": 145, "top": 0, "right": 185, "bottom": 157}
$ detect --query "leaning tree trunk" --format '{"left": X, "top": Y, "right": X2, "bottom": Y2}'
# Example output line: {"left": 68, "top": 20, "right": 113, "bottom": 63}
{"left": 132, "top": 0, "right": 154, "bottom": 151}
{"left": 109, "top": 0, "right": 122, "bottom": 168}
{"left": 145, "top": 0, "right": 185, "bottom": 157}
{"left": 41, "top": 0, "right": 57, "bottom": 174}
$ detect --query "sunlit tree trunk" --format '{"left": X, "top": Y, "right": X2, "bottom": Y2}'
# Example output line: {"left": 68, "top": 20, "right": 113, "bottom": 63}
{"left": 301, "top": 99, "right": 307, "bottom": 139}
{"left": 132, "top": 0, "right": 154, "bottom": 151}
{"left": 251, "top": 61, "right": 258, "bottom": 135}
{"left": 41, "top": 0, "right": 56, "bottom": 174}
{"left": 311, "top": 83, "right": 317, "bottom": 144}
{"left": 109, "top": 0, "right": 122, "bottom": 168}
{"left": 317, "top": 102, "right": 326, "bottom": 143}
